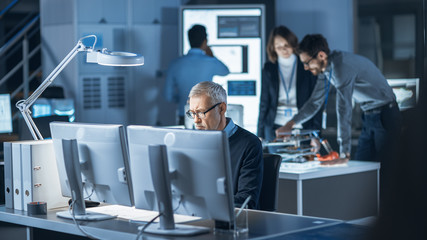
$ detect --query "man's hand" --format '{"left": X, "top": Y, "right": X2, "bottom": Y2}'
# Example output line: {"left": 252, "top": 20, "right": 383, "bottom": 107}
{"left": 202, "top": 45, "right": 214, "bottom": 57}
{"left": 310, "top": 138, "right": 321, "bottom": 153}
{"left": 340, "top": 152, "right": 351, "bottom": 160}
{"left": 275, "top": 120, "right": 295, "bottom": 140}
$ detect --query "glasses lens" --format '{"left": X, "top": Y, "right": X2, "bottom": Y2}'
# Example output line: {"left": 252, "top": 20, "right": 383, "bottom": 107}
{"left": 303, "top": 58, "right": 312, "bottom": 66}
{"left": 186, "top": 111, "right": 206, "bottom": 119}
{"left": 186, "top": 111, "right": 194, "bottom": 119}
{"left": 197, "top": 112, "right": 205, "bottom": 119}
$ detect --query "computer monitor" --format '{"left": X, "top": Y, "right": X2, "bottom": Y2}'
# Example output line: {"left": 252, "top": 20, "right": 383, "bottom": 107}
{"left": 32, "top": 98, "right": 52, "bottom": 118}
{"left": 126, "top": 125, "right": 235, "bottom": 235}
{"left": 32, "top": 98, "right": 75, "bottom": 121}
{"left": 50, "top": 122, "right": 133, "bottom": 220}
{"left": 387, "top": 78, "right": 419, "bottom": 110}
{"left": 0, "top": 94, "right": 13, "bottom": 133}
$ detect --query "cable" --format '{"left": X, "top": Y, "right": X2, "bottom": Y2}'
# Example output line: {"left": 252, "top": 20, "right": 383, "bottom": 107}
{"left": 135, "top": 213, "right": 163, "bottom": 240}
{"left": 84, "top": 188, "right": 95, "bottom": 200}
{"left": 70, "top": 199, "right": 101, "bottom": 240}
{"left": 173, "top": 195, "right": 182, "bottom": 212}
{"left": 236, "top": 195, "right": 252, "bottom": 218}
{"left": 134, "top": 195, "right": 180, "bottom": 239}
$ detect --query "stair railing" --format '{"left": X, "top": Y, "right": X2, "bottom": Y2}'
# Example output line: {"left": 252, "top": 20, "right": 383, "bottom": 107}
{"left": 0, "top": 14, "right": 41, "bottom": 120}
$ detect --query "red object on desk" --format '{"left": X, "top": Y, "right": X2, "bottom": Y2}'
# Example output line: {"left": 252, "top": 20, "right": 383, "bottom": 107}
{"left": 316, "top": 151, "right": 340, "bottom": 161}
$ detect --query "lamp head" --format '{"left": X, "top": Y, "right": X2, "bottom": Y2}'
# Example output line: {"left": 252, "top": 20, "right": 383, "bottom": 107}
{"left": 86, "top": 48, "right": 144, "bottom": 66}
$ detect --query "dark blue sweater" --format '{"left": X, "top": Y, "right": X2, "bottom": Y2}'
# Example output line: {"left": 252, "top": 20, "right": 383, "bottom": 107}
{"left": 228, "top": 126, "right": 263, "bottom": 209}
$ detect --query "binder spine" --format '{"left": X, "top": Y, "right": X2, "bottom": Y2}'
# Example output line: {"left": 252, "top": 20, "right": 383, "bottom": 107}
{"left": 22, "top": 144, "right": 33, "bottom": 212}
{"left": 3, "top": 142, "right": 13, "bottom": 209}
{"left": 12, "top": 143, "right": 23, "bottom": 210}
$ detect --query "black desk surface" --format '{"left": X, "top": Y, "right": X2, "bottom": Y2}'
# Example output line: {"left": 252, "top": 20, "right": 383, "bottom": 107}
{"left": 274, "top": 223, "right": 374, "bottom": 240}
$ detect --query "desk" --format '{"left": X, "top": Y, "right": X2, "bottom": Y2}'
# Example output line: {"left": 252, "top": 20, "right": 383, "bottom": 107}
{"left": 0, "top": 205, "right": 342, "bottom": 240}
{"left": 282, "top": 222, "right": 374, "bottom": 240}
{"left": 278, "top": 160, "right": 380, "bottom": 220}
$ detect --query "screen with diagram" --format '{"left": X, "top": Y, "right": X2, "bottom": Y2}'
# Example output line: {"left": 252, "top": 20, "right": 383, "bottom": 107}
{"left": 0, "top": 94, "right": 13, "bottom": 133}
{"left": 228, "top": 80, "right": 256, "bottom": 96}
{"left": 181, "top": 5, "right": 264, "bottom": 133}
{"left": 387, "top": 78, "right": 419, "bottom": 110}
{"left": 217, "top": 16, "right": 261, "bottom": 38}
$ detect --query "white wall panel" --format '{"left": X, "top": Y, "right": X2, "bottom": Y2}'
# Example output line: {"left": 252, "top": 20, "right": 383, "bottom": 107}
{"left": 130, "top": 25, "right": 178, "bottom": 126}
{"left": 275, "top": 0, "right": 354, "bottom": 52}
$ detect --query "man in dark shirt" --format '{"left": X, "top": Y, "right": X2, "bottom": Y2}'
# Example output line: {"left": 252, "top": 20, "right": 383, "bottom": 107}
{"left": 186, "top": 81, "right": 263, "bottom": 209}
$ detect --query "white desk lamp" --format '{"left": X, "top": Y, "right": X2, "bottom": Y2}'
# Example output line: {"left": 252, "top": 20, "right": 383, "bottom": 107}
{"left": 16, "top": 35, "right": 144, "bottom": 140}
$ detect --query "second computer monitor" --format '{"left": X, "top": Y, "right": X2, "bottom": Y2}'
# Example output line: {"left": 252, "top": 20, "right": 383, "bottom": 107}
{"left": 127, "top": 125, "right": 235, "bottom": 224}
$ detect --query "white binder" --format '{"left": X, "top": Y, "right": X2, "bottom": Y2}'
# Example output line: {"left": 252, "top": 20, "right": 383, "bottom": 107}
{"left": 20, "top": 140, "right": 68, "bottom": 211}
{"left": 12, "top": 142, "right": 23, "bottom": 210}
{"left": 3, "top": 142, "right": 13, "bottom": 209}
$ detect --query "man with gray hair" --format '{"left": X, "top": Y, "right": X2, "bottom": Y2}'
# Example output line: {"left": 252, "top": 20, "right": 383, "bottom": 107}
{"left": 187, "top": 81, "right": 263, "bottom": 209}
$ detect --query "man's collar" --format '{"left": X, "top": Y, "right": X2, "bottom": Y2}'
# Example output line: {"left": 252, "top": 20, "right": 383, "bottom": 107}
{"left": 188, "top": 48, "right": 205, "bottom": 55}
{"left": 223, "top": 117, "right": 238, "bottom": 138}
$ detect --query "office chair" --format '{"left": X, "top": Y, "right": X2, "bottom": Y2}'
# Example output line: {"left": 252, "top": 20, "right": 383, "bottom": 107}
{"left": 225, "top": 104, "right": 244, "bottom": 127}
{"left": 259, "top": 153, "right": 282, "bottom": 211}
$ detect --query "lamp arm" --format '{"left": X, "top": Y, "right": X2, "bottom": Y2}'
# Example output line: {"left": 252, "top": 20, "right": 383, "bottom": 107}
{"left": 21, "top": 108, "right": 43, "bottom": 140}
{"left": 18, "top": 42, "right": 83, "bottom": 109}
{"left": 16, "top": 38, "right": 93, "bottom": 140}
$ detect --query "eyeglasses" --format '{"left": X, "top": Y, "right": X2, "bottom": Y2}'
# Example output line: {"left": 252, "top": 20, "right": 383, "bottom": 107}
{"left": 186, "top": 102, "right": 222, "bottom": 119}
{"left": 302, "top": 52, "right": 318, "bottom": 67}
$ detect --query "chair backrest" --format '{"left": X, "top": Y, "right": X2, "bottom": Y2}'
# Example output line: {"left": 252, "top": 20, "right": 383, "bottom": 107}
{"left": 259, "top": 153, "right": 282, "bottom": 211}
{"left": 225, "top": 104, "right": 244, "bottom": 127}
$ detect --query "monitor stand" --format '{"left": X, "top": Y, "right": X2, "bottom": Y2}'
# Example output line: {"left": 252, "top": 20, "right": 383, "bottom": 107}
{"left": 56, "top": 139, "right": 116, "bottom": 221}
{"left": 140, "top": 224, "right": 209, "bottom": 236}
{"left": 142, "top": 144, "right": 209, "bottom": 236}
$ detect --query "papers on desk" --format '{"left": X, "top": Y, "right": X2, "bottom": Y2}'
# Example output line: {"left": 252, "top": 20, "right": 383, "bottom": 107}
{"left": 87, "top": 204, "right": 201, "bottom": 223}
{"left": 280, "top": 160, "right": 320, "bottom": 172}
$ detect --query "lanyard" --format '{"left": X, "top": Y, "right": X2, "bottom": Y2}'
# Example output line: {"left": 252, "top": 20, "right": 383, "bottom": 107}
{"left": 278, "top": 59, "right": 297, "bottom": 105}
{"left": 324, "top": 67, "right": 333, "bottom": 108}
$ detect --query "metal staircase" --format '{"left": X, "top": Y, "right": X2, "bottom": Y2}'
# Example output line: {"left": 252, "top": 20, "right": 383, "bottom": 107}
{"left": 0, "top": 0, "right": 41, "bottom": 131}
